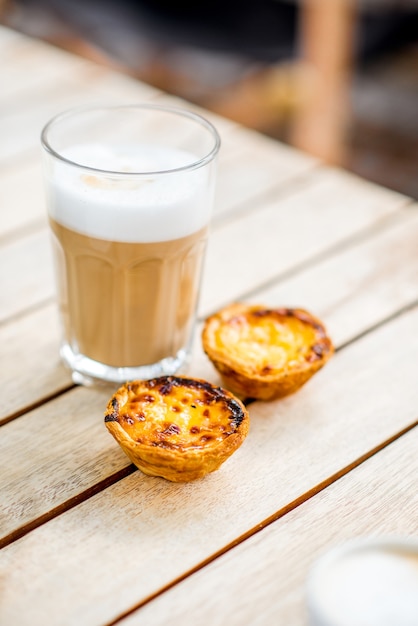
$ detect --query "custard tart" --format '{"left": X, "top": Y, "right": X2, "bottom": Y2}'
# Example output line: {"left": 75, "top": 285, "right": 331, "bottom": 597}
{"left": 202, "top": 303, "right": 334, "bottom": 400}
{"left": 104, "top": 376, "right": 249, "bottom": 482}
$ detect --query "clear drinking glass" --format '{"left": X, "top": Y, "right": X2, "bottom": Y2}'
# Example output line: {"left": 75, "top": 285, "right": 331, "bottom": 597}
{"left": 41, "top": 104, "right": 220, "bottom": 385}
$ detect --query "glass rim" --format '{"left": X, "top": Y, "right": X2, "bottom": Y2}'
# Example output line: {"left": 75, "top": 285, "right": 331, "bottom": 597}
{"left": 40, "top": 103, "right": 221, "bottom": 177}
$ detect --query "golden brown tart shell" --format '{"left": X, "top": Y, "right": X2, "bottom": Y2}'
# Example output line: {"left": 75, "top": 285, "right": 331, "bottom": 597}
{"left": 104, "top": 376, "right": 249, "bottom": 482}
{"left": 202, "top": 303, "right": 334, "bottom": 401}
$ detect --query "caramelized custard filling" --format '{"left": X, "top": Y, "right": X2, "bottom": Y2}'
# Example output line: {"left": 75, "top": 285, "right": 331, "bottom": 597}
{"left": 213, "top": 310, "right": 320, "bottom": 373}
{"left": 107, "top": 377, "right": 245, "bottom": 449}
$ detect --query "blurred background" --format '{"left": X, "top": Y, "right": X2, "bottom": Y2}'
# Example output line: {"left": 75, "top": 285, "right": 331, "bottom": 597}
{"left": 1, "top": 0, "right": 417, "bottom": 198}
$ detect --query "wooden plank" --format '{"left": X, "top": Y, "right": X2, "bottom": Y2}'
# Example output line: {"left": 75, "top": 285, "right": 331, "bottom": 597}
{"left": 126, "top": 426, "right": 418, "bottom": 626}
{"left": 212, "top": 125, "right": 316, "bottom": 218}
{"left": 0, "top": 229, "right": 54, "bottom": 325}
{"left": 0, "top": 32, "right": 110, "bottom": 103}
{"left": 1, "top": 305, "right": 418, "bottom": 625}
{"left": 0, "top": 25, "right": 160, "bottom": 105}
{"left": 3, "top": 24, "right": 417, "bottom": 626}
{"left": 0, "top": 24, "right": 31, "bottom": 51}
{"left": 0, "top": 303, "right": 72, "bottom": 423}
{"left": 0, "top": 33, "right": 237, "bottom": 173}
{"left": 199, "top": 167, "right": 409, "bottom": 316}
{"left": 192, "top": 206, "right": 418, "bottom": 381}
{"left": 240, "top": 205, "right": 418, "bottom": 348}
{"left": 0, "top": 160, "right": 46, "bottom": 241}
{"left": 0, "top": 69, "right": 159, "bottom": 166}
{"left": 151, "top": 93, "right": 317, "bottom": 202}
{"left": 0, "top": 69, "right": 161, "bottom": 240}
{"left": 2, "top": 205, "right": 418, "bottom": 424}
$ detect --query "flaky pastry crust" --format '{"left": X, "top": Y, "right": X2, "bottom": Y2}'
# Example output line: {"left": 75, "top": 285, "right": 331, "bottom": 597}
{"left": 104, "top": 376, "right": 249, "bottom": 482}
{"left": 202, "top": 303, "right": 334, "bottom": 400}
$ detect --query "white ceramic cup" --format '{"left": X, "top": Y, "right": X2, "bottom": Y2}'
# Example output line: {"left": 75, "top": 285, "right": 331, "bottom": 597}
{"left": 306, "top": 536, "right": 418, "bottom": 626}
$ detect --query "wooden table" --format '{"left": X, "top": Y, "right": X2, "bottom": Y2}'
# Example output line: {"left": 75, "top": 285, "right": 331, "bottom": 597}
{"left": 1, "top": 25, "right": 417, "bottom": 626}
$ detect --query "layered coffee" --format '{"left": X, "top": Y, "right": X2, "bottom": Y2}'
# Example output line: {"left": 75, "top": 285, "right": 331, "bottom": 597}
{"left": 49, "top": 219, "right": 207, "bottom": 367}
{"left": 45, "top": 142, "right": 214, "bottom": 374}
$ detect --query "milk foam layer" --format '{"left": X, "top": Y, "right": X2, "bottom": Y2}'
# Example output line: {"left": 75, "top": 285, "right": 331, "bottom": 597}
{"left": 45, "top": 143, "right": 213, "bottom": 242}
{"left": 310, "top": 544, "right": 418, "bottom": 626}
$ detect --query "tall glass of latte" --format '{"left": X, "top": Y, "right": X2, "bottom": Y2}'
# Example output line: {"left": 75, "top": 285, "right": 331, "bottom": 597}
{"left": 41, "top": 104, "right": 220, "bottom": 385}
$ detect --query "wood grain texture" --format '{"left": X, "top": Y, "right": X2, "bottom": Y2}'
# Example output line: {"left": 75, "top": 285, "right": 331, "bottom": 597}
{"left": 2, "top": 25, "right": 418, "bottom": 626}
{"left": 2, "top": 206, "right": 418, "bottom": 430}
{"left": 213, "top": 125, "right": 316, "bottom": 219}
{"left": 1, "top": 306, "right": 417, "bottom": 624}
{"left": 0, "top": 385, "right": 126, "bottom": 536}
{"left": 199, "top": 167, "right": 409, "bottom": 316}
{"left": 240, "top": 206, "right": 418, "bottom": 348}
{"left": 0, "top": 70, "right": 158, "bottom": 167}
{"left": 125, "top": 427, "right": 418, "bottom": 626}
{"left": 0, "top": 30, "right": 160, "bottom": 169}
{"left": 151, "top": 93, "right": 317, "bottom": 218}
{"left": 0, "top": 160, "right": 46, "bottom": 241}
{"left": 0, "top": 25, "right": 160, "bottom": 105}
{"left": 0, "top": 31, "right": 108, "bottom": 103}
{"left": 0, "top": 229, "right": 54, "bottom": 325}
{"left": 0, "top": 78, "right": 161, "bottom": 242}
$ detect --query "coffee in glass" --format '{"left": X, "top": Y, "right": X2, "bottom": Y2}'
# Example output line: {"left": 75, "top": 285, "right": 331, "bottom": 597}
{"left": 41, "top": 105, "right": 220, "bottom": 385}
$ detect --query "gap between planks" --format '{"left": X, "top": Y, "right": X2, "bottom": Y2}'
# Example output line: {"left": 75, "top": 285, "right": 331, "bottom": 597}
{"left": 1, "top": 300, "right": 418, "bottom": 550}
{"left": 0, "top": 464, "right": 137, "bottom": 549}
{"left": 0, "top": 382, "right": 75, "bottom": 427}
